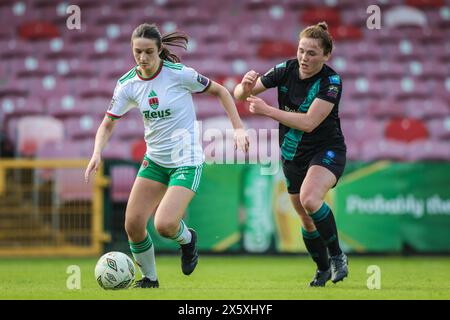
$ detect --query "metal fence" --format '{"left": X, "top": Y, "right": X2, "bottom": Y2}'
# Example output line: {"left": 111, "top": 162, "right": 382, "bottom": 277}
{"left": 0, "top": 159, "right": 110, "bottom": 256}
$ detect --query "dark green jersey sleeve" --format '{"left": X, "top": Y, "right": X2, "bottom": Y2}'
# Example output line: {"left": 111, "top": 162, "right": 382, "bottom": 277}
{"left": 260, "top": 61, "right": 288, "bottom": 88}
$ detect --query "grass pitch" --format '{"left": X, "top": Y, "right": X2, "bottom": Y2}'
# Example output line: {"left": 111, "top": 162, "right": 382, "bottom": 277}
{"left": 0, "top": 255, "right": 449, "bottom": 300}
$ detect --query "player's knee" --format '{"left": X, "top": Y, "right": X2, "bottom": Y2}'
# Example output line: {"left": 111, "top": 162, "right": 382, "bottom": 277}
{"left": 300, "top": 192, "right": 321, "bottom": 214}
{"left": 124, "top": 217, "right": 146, "bottom": 240}
{"left": 154, "top": 220, "right": 179, "bottom": 238}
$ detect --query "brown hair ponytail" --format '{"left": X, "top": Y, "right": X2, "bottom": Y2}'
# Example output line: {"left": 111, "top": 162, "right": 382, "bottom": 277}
{"left": 160, "top": 31, "right": 189, "bottom": 63}
{"left": 131, "top": 23, "right": 188, "bottom": 63}
{"left": 300, "top": 21, "right": 333, "bottom": 55}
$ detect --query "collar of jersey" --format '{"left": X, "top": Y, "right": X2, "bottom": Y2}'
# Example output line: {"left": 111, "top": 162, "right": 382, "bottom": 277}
{"left": 297, "top": 64, "right": 326, "bottom": 83}
{"left": 135, "top": 60, "right": 163, "bottom": 81}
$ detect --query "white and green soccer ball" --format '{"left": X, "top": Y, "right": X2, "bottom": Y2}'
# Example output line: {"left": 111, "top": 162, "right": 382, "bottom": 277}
{"left": 95, "top": 251, "right": 135, "bottom": 290}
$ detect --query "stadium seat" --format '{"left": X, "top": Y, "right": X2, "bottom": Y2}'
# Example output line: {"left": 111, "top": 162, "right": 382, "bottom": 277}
{"left": 339, "top": 100, "right": 363, "bottom": 119}
{"left": 131, "top": 139, "right": 146, "bottom": 162}
{"left": 345, "top": 140, "right": 360, "bottom": 161}
{"left": 409, "top": 61, "right": 448, "bottom": 80}
{"left": 103, "top": 139, "right": 131, "bottom": 160}
{"left": 111, "top": 165, "right": 137, "bottom": 202}
{"left": 346, "top": 77, "right": 384, "bottom": 99}
{"left": 16, "top": 116, "right": 64, "bottom": 157}
{"left": 403, "top": 98, "right": 449, "bottom": 119}
{"left": 55, "top": 168, "right": 93, "bottom": 202}
{"left": 405, "top": 0, "right": 444, "bottom": 8}
{"left": 114, "top": 118, "right": 144, "bottom": 141}
{"left": 329, "top": 25, "right": 363, "bottom": 41}
{"left": 361, "top": 139, "right": 409, "bottom": 161}
{"left": 18, "top": 21, "right": 60, "bottom": 40}
{"left": 1, "top": 39, "right": 34, "bottom": 60}
{"left": 370, "top": 62, "right": 405, "bottom": 80}
{"left": 384, "top": 5, "right": 428, "bottom": 28}
{"left": 257, "top": 40, "right": 297, "bottom": 60}
{"left": 407, "top": 140, "right": 450, "bottom": 161}
{"left": 300, "top": 7, "right": 341, "bottom": 27}
{"left": 367, "top": 100, "right": 406, "bottom": 119}
{"left": 46, "top": 96, "right": 90, "bottom": 120}
{"left": 42, "top": 140, "right": 92, "bottom": 158}
{"left": 340, "top": 118, "right": 386, "bottom": 145}
{"left": 65, "top": 116, "right": 100, "bottom": 140}
{"left": 194, "top": 97, "right": 227, "bottom": 120}
{"left": 427, "top": 118, "right": 450, "bottom": 140}
{"left": 384, "top": 118, "right": 429, "bottom": 143}
{"left": 1, "top": 97, "right": 44, "bottom": 121}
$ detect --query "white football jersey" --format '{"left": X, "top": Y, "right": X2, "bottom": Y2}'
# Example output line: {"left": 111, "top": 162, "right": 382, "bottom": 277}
{"left": 107, "top": 60, "right": 211, "bottom": 168}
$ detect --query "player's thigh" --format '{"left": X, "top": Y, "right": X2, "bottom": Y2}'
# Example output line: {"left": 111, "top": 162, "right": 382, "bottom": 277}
{"left": 289, "top": 193, "right": 315, "bottom": 231}
{"left": 301, "top": 165, "right": 337, "bottom": 203}
{"left": 154, "top": 186, "right": 196, "bottom": 228}
{"left": 125, "top": 177, "right": 167, "bottom": 224}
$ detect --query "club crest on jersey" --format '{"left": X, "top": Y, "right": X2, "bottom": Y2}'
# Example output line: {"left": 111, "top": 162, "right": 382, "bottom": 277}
{"left": 142, "top": 160, "right": 149, "bottom": 169}
{"left": 148, "top": 90, "right": 159, "bottom": 110}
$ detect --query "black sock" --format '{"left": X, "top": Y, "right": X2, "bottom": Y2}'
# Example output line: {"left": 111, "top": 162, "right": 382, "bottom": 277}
{"left": 302, "top": 228, "right": 330, "bottom": 271}
{"left": 310, "top": 203, "right": 342, "bottom": 257}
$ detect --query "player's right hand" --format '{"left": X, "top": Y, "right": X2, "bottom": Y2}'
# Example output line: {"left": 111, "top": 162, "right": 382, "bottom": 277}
{"left": 241, "top": 70, "right": 259, "bottom": 95}
{"left": 84, "top": 154, "right": 101, "bottom": 183}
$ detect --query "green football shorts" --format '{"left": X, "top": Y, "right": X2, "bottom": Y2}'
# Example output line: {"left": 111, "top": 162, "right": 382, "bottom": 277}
{"left": 137, "top": 155, "right": 203, "bottom": 193}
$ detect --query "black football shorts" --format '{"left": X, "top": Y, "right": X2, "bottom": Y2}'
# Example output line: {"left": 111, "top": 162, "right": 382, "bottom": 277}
{"left": 282, "top": 145, "right": 346, "bottom": 194}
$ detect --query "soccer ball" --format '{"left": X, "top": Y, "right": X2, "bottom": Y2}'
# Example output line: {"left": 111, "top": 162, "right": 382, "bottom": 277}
{"left": 95, "top": 251, "right": 136, "bottom": 290}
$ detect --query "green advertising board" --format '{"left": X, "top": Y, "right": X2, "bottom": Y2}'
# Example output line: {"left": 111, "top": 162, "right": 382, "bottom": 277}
{"left": 334, "top": 161, "right": 450, "bottom": 253}
{"left": 106, "top": 161, "right": 450, "bottom": 254}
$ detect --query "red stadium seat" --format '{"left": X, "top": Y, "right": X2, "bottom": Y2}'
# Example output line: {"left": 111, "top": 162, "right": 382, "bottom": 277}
{"left": 329, "top": 25, "right": 363, "bottom": 41}
{"left": 131, "top": 139, "right": 146, "bottom": 162}
{"left": 385, "top": 118, "right": 429, "bottom": 143}
{"left": 406, "top": 0, "right": 444, "bottom": 8}
{"left": 18, "top": 21, "right": 60, "bottom": 40}
{"left": 257, "top": 40, "right": 297, "bottom": 60}
{"left": 300, "top": 7, "right": 341, "bottom": 27}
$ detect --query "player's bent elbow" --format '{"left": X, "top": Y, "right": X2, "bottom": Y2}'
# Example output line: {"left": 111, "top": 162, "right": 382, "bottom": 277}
{"left": 302, "top": 123, "right": 316, "bottom": 133}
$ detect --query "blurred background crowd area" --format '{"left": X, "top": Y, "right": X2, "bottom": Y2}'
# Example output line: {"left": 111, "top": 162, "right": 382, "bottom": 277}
{"left": 0, "top": 0, "right": 449, "bottom": 162}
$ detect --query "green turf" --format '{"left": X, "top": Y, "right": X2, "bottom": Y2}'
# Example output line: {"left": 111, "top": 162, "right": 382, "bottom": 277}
{"left": 0, "top": 255, "right": 449, "bottom": 300}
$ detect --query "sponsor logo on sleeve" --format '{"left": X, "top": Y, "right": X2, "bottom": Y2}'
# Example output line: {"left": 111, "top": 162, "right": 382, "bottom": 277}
{"left": 197, "top": 74, "right": 209, "bottom": 87}
{"left": 329, "top": 75, "right": 341, "bottom": 85}
{"left": 326, "top": 85, "right": 340, "bottom": 98}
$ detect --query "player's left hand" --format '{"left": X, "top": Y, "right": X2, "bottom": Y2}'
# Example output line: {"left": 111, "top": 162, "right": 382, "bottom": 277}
{"left": 234, "top": 128, "right": 249, "bottom": 153}
{"left": 247, "top": 95, "right": 273, "bottom": 116}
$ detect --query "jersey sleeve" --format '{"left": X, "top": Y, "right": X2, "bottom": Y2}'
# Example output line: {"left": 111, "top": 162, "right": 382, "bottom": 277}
{"left": 106, "top": 81, "right": 135, "bottom": 120}
{"left": 260, "top": 61, "right": 288, "bottom": 88}
{"left": 180, "top": 66, "right": 211, "bottom": 93}
{"left": 316, "top": 74, "right": 342, "bottom": 105}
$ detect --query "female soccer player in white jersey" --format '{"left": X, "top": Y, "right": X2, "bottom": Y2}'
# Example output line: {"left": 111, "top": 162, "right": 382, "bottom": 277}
{"left": 84, "top": 23, "right": 249, "bottom": 288}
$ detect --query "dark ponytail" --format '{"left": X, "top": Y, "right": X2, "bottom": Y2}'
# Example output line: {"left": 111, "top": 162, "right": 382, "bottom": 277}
{"left": 131, "top": 23, "right": 188, "bottom": 63}
{"left": 160, "top": 31, "right": 189, "bottom": 63}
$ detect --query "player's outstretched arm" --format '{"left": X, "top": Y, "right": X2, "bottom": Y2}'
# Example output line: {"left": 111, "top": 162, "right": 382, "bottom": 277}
{"left": 234, "top": 70, "right": 267, "bottom": 101}
{"left": 246, "top": 96, "right": 334, "bottom": 133}
{"left": 84, "top": 116, "right": 117, "bottom": 183}
{"left": 205, "top": 81, "right": 249, "bottom": 153}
